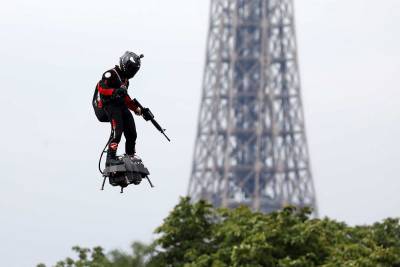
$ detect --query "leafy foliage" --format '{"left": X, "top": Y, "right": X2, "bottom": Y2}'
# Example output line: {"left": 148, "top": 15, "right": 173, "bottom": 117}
{"left": 39, "top": 197, "right": 400, "bottom": 267}
{"left": 37, "top": 242, "right": 156, "bottom": 267}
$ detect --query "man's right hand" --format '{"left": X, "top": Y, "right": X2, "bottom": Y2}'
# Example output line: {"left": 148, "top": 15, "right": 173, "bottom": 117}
{"left": 134, "top": 107, "right": 142, "bottom": 115}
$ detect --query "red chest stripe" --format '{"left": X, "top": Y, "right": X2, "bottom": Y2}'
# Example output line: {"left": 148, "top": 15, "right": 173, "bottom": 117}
{"left": 97, "top": 83, "right": 114, "bottom": 96}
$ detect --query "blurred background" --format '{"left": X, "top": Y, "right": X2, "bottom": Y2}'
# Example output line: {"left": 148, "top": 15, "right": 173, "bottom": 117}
{"left": 0, "top": 0, "right": 399, "bottom": 266}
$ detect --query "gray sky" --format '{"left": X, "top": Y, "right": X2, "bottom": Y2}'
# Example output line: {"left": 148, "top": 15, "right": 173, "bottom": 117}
{"left": 0, "top": 0, "right": 399, "bottom": 266}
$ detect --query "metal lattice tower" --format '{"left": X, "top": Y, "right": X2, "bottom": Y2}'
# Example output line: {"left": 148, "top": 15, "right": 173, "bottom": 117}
{"left": 188, "top": 0, "right": 318, "bottom": 214}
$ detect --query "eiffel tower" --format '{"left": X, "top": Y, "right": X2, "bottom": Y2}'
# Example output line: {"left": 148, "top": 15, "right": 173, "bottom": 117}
{"left": 188, "top": 0, "right": 318, "bottom": 214}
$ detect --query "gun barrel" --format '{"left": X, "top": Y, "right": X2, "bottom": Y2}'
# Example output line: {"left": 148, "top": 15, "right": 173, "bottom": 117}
{"left": 151, "top": 119, "right": 171, "bottom": 142}
{"left": 162, "top": 132, "right": 171, "bottom": 142}
{"left": 151, "top": 119, "right": 163, "bottom": 132}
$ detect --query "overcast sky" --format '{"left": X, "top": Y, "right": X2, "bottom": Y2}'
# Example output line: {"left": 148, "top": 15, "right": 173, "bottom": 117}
{"left": 0, "top": 0, "right": 399, "bottom": 266}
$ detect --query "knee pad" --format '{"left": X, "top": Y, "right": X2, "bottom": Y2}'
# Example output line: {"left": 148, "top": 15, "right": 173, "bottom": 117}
{"left": 109, "top": 142, "right": 118, "bottom": 151}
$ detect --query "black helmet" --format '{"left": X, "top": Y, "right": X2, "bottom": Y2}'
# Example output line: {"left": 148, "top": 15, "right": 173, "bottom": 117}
{"left": 119, "top": 51, "right": 143, "bottom": 79}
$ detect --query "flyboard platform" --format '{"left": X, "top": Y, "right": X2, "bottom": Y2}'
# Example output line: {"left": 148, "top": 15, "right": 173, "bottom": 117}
{"left": 100, "top": 155, "right": 154, "bottom": 193}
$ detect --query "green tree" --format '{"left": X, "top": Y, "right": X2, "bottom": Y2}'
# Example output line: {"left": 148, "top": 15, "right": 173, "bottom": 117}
{"left": 153, "top": 197, "right": 400, "bottom": 267}
{"left": 152, "top": 198, "right": 215, "bottom": 266}
{"left": 40, "top": 197, "right": 400, "bottom": 267}
{"left": 37, "top": 242, "right": 155, "bottom": 267}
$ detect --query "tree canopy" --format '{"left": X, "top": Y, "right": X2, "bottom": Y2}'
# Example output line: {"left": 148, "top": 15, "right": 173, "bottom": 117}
{"left": 39, "top": 197, "right": 400, "bottom": 267}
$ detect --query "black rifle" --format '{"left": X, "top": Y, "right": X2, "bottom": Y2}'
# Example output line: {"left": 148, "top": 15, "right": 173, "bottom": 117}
{"left": 133, "top": 98, "right": 171, "bottom": 142}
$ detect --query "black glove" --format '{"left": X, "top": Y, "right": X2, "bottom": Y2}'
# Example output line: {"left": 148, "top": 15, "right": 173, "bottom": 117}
{"left": 114, "top": 87, "right": 127, "bottom": 97}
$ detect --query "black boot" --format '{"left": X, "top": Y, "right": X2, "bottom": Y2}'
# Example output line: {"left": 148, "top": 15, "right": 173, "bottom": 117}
{"left": 106, "top": 146, "right": 120, "bottom": 166}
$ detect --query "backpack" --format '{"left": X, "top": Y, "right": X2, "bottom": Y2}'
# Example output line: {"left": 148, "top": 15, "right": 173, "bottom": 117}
{"left": 92, "top": 84, "right": 110, "bottom": 122}
{"left": 93, "top": 68, "right": 125, "bottom": 123}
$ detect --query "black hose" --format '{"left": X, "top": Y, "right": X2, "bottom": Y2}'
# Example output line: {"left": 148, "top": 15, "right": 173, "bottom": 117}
{"left": 98, "top": 126, "right": 114, "bottom": 175}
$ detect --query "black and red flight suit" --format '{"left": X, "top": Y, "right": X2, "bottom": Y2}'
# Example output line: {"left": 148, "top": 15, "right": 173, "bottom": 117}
{"left": 97, "top": 66, "right": 140, "bottom": 157}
